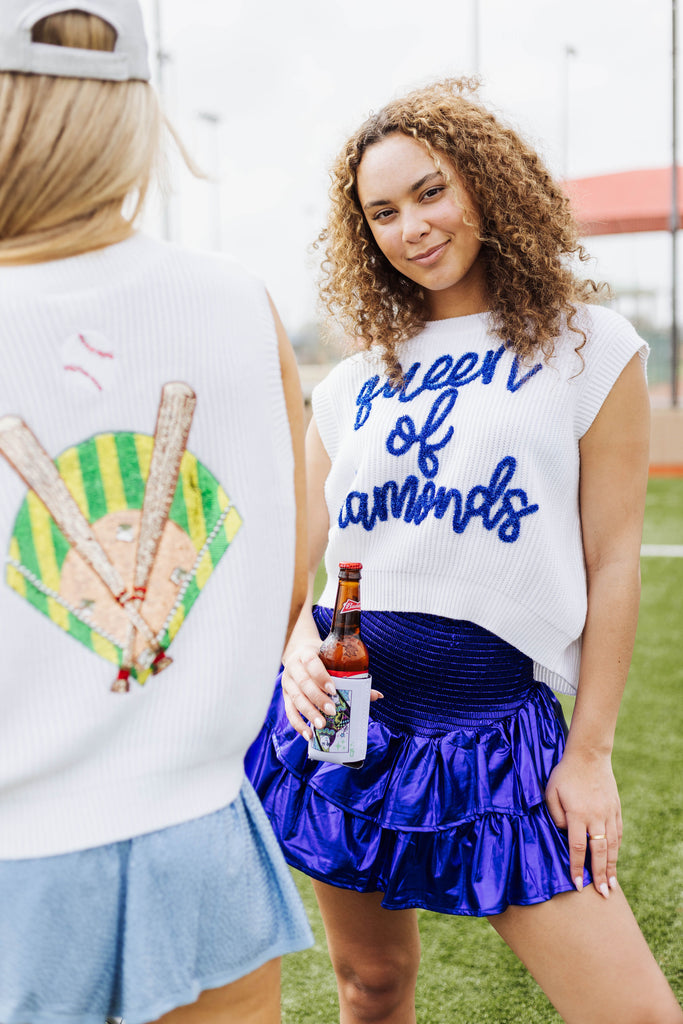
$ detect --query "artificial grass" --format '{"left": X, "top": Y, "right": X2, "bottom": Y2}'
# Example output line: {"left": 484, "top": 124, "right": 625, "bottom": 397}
{"left": 643, "top": 477, "right": 683, "bottom": 545}
{"left": 281, "top": 479, "right": 683, "bottom": 1022}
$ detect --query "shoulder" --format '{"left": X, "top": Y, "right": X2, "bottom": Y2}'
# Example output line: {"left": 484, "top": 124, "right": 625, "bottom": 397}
{"left": 568, "top": 303, "right": 644, "bottom": 351}
{"left": 149, "top": 237, "right": 266, "bottom": 300}
{"left": 578, "top": 302, "right": 638, "bottom": 334}
{"left": 564, "top": 304, "right": 649, "bottom": 436}
{"left": 314, "top": 349, "right": 384, "bottom": 398}
{"left": 551, "top": 303, "right": 647, "bottom": 370}
{"left": 128, "top": 236, "right": 277, "bottom": 343}
{"left": 311, "top": 349, "right": 385, "bottom": 459}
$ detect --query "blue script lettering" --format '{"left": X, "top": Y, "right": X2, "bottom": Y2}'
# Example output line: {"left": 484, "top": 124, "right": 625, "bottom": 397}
{"left": 400, "top": 354, "right": 461, "bottom": 400}
{"left": 401, "top": 347, "right": 506, "bottom": 400}
{"left": 507, "top": 355, "right": 543, "bottom": 392}
{"left": 355, "top": 375, "right": 400, "bottom": 429}
{"left": 354, "top": 346, "right": 537, "bottom": 429}
{"left": 338, "top": 456, "right": 539, "bottom": 543}
{"left": 385, "top": 389, "right": 457, "bottom": 478}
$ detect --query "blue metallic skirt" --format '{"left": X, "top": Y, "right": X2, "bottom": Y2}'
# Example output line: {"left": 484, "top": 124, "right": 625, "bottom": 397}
{"left": 245, "top": 610, "right": 589, "bottom": 917}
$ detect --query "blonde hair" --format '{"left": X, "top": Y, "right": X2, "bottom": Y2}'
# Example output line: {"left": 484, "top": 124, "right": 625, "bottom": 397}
{"left": 0, "top": 10, "right": 163, "bottom": 264}
{"left": 317, "top": 78, "right": 604, "bottom": 383}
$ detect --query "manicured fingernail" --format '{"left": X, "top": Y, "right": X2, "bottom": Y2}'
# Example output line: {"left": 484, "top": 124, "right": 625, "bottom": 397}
{"left": 324, "top": 703, "right": 335, "bottom": 715}
{"left": 574, "top": 876, "right": 584, "bottom": 892}
{"left": 600, "top": 883, "right": 610, "bottom": 899}
{"left": 609, "top": 876, "right": 618, "bottom": 890}
{"left": 315, "top": 717, "right": 325, "bottom": 729}
{"left": 303, "top": 729, "right": 312, "bottom": 741}
{"left": 324, "top": 683, "right": 336, "bottom": 695}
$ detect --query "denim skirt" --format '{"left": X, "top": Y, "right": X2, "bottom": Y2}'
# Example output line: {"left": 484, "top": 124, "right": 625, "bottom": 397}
{"left": 0, "top": 779, "right": 313, "bottom": 1024}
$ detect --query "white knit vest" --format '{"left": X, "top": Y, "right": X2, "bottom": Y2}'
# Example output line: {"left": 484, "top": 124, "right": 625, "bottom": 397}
{"left": 314, "top": 306, "right": 647, "bottom": 695}
{"left": 0, "top": 234, "right": 295, "bottom": 858}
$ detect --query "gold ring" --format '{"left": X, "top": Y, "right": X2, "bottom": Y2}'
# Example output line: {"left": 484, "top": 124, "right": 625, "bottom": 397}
{"left": 588, "top": 833, "right": 607, "bottom": 840}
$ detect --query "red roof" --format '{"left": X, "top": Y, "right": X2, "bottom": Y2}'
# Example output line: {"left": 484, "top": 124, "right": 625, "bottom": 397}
{"left": 564, "top": 167, "right": 683, "bottom": 236}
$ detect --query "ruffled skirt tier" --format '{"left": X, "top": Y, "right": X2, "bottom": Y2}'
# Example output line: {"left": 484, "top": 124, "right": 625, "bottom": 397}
{"left": 246, "top": 610, "right": 588, "bottom": 917}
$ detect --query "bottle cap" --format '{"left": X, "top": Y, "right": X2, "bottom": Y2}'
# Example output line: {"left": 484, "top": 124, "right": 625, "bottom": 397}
{"left": 339, "top": 562, "right": 362, "bottom": 571}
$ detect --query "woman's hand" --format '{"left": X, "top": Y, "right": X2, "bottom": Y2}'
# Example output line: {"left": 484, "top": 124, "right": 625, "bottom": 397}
{"left": 281, "top": 645, "right": 338, "bottom": 741}
{"left": 545, "top": 749, "right": 623, "bottom": 899}
{"left": 281, "top": 643, "right": 383, "bottom": 741}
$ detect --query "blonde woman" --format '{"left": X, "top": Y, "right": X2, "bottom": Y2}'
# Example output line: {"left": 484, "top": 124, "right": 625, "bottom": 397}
{"left": 247, "top": 79, "right": 683, "bottom": 1023}
{"left": 0, "top": 2, "right": 311, "bottom": 1022}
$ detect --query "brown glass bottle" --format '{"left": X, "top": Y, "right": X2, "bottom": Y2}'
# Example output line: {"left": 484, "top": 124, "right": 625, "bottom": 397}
{"left": 314, "top": 562, "right": 370, "bottom": 768}
{"left": 319, "top": 562, "right": 369, "bottom": 677}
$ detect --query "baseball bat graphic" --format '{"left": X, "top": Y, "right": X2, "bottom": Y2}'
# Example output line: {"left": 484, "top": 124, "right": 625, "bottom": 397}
{"left": 115, "top": 383, "right": 196, "bottom": 691}
{"left": 0, "top": 416, "right": 165, "bottom": 658}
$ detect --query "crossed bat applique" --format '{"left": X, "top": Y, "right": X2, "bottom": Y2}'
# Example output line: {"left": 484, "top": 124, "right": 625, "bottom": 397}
{"left": 0, "top": 383, "right": 242, "bottom": 692}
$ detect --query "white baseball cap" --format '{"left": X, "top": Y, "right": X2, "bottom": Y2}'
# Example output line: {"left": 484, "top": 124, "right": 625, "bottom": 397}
{"left": 0, "top": 0, "right": 151, "bottom": 81}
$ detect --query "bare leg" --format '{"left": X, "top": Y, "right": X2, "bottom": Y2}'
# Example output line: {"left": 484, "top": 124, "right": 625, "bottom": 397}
{"left": 489, "top": 884, "right": 682, "bottom": 1024}
{"left": 312, "top": 880, "right": 421, "bottom": 1024}
{"left": 150, "top": 957, "right": 281, "bottom": 1024}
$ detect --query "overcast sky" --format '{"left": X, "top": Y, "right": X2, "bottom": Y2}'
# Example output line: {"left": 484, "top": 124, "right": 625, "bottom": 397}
{"left": 138, "top": 0, "right": 677, "bottom": 334}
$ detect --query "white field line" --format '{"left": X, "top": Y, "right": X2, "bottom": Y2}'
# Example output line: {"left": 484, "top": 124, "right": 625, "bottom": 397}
{"left": 641, "top": 544, "right": 683, "bottom": 557}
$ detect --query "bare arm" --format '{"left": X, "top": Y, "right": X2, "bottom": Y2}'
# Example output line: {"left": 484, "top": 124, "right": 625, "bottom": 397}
{"left": 268, "top": 295, "right": 307, "bottom": 649}
{"left": 280, "top": 413, "right": 383, "bottom": 739}
{"left": 545, "top": 352, "right": 650, "bottom": 897}
{"left": 282, "top": 416, "right": 332, "bottom": 658}
{"left": 280, "top": 416, "right": 337, "bottom": 739}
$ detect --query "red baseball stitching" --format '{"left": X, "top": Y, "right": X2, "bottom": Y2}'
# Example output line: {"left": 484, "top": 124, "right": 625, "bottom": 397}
{"left": 78, "top": 333, "right": 114, "bottom": 359}
{"left": 63, "top": 365, "right": 103, "bottom": 391}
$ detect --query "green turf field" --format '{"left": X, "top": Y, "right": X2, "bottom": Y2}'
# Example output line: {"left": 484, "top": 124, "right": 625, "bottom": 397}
{"left": 281, "top": 478, "right": 683, "bottom": 1022}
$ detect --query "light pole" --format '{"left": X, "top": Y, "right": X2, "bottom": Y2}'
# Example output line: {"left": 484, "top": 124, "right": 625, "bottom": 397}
{"left": 198, "top": 112, "right": 223, "bottom": 252}
{"left": 472, "top": 0, "right": 480, "bottom": 76}
{"left": 562, "top": 45, "right": 577, "bottom": 179}
{"left": 672, "top": 0, "right": 679, "bottom": 407}
{"left": 153, "top": 0, "right": 171, "bottom": 239}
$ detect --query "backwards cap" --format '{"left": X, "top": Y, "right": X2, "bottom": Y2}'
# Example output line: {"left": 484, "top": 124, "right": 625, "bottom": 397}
{"left": 0, "top": 0, "right": 151, "bottom": 81}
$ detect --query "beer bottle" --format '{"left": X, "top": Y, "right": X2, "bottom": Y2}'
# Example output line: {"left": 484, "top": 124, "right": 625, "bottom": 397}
{"left": 308, "top": 562, "right": 371, "bottom": 767}
{"left": 319, "top": 562, "right": 369, "bottom": 677}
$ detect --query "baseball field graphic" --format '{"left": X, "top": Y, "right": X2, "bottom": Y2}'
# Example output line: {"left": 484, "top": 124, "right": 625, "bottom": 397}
{"left": 1, "top": 383, "right": 242, "bottom": 690}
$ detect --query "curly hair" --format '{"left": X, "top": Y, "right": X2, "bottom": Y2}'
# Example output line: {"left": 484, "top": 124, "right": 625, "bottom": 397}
{"left": 316, "top": 78, "right": 605, "bottom": 383}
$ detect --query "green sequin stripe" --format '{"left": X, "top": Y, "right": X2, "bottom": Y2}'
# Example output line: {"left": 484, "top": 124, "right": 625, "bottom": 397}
{"left": 5, "top": 431, "right": 241, "bottom": 667}
{"left": 10, "top": 432, "right": 230, "bottom": 572}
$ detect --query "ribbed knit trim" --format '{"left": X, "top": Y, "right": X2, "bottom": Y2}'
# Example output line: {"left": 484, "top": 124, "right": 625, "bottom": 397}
{"left": 573, "top": 307, "right": 649, "bottom": 437}
{"left": 0, "top": 763, "right": 245, "bottom": 861}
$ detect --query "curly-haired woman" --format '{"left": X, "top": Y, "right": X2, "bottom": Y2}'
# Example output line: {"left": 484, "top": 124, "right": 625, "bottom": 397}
{"left": 246, "top": 79, "right": 682, "bottom": 1022}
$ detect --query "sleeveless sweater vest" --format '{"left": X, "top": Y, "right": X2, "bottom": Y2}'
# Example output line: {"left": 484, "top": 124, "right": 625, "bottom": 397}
{"left": 314, "top": 305, "right": 647, "bottom": 695}
{"left": 0, "top": 234, "right": 295, "bottom": 857}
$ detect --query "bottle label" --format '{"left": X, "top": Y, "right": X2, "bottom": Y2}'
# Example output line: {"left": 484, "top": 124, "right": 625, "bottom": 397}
{"left": 339, "top": 599, "right": 361, "bottom": 614}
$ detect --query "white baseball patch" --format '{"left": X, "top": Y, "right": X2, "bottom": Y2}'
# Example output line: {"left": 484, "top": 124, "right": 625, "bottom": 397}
{"left": 61, "top": 330, "right": 116, "bottom": 392}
